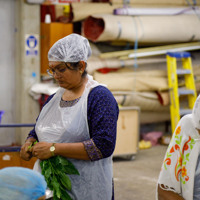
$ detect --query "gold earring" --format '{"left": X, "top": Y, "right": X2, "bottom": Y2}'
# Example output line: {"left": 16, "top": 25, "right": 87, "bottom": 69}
{"left": 80, "top": 70, "right": 83, "bottom": 74}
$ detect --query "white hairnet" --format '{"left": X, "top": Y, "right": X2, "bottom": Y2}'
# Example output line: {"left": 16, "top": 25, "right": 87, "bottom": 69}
{"left": 48, "top": 33, "right": 92, "bottom": 63}
{"left": 0, "top": 167, "right": 47, "bottom": 200}
{"left": 192, "top": 94, "right": 200, "bottom": 129}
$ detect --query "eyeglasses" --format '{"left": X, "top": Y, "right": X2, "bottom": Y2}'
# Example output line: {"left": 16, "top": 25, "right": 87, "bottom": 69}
{"left": 47, "top": 63, "right": 71, "bottom": 77}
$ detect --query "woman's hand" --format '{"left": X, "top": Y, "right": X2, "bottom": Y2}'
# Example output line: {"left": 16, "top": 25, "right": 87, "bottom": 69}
{"left": 31, "top": 142, "right": 53, "bottom": 160}
{"left": 20, "top": 138, "right": 36, "bottom": 161}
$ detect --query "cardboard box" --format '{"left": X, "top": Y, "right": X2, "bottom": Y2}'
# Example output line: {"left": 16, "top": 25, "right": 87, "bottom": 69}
{"left": 114, "top": 107, "right": 140, "bottom": 159}
{"left": 0, "top": 147, "right": 37, "bottom": 169}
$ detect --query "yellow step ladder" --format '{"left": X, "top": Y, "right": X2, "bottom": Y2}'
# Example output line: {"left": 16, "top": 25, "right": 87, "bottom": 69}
{"left": 166, "top": 51, "right": 197, "bottom": 133}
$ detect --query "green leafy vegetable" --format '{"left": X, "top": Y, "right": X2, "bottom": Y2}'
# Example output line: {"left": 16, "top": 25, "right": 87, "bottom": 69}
{"left": 29, "top": 141, "right": 79, "bottom": 200}
{"left": 28, "top": 141, "right": 38, "bottom": 150}
{"left": 40, "top": 156, "right": 79, "bottom": 200}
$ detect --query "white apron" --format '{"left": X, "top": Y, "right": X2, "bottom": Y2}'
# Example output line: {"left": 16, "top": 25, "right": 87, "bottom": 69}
{"left": 34, "top": 75, "right": 113, "bottom": 200}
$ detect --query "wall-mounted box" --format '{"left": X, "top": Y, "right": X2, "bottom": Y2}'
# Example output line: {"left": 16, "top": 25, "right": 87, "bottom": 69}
{"left": 40, "top": 22, "right": 73, "bottom": 75}
{"left": 114, "top": 106, "right": 140, "bottom": 159}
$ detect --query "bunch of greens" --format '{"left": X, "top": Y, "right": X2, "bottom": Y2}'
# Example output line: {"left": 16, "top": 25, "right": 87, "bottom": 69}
{"left": 40, "top": 156, "right": 79, "bottom": 200}
{"left": 28, "top": 142, "right": 79, "bottom": 200}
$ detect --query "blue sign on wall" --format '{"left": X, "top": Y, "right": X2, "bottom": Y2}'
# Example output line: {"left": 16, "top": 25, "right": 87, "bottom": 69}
{"left": 25, "top": 34, "right": 39, "bottom": 56}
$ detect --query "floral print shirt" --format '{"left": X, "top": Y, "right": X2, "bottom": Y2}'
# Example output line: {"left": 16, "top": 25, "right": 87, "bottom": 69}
{"left": 157, "top": 114, "right": 200, "bottom": 200}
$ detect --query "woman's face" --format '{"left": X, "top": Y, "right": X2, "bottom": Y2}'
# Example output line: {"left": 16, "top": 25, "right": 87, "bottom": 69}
{"left": 48, "top": 61, "right": 85, "bottom": 90}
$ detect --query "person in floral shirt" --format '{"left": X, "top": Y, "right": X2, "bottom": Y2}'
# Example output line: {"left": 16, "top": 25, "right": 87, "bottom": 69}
{"left": 157, "top": 94, "right": 200, "bottom": 200}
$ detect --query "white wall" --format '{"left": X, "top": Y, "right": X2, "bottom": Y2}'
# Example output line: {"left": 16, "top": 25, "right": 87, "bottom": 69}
{"left": 0, "top": 0, "right": 40, "bottom": 146}
{"left": 0, "top": 0, "right": 16, "bottom": 145}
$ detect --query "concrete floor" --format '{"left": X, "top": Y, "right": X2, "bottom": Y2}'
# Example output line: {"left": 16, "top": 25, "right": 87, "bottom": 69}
{"left": 113, "top": 145, "right": 168, "bottom": 200}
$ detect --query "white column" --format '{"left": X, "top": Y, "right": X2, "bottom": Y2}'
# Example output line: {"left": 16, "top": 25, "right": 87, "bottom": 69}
{"left": 15, "top": 0, "right": 40, "bottom": 144}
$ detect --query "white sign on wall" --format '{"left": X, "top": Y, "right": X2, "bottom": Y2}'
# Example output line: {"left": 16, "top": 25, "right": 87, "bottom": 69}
{"left": 25, "top": 34, "right": 39, "bottom": 57}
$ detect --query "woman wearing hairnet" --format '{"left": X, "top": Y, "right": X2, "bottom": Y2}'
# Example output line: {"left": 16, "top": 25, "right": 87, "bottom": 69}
{"left": 20, "top": 33, "right": 119, "bottom": 200}
{"left": 0, "top": 167, "right": 47, "bottom": 200}
{"left": 157, "top": 94, "right": 200, "bottom": 200}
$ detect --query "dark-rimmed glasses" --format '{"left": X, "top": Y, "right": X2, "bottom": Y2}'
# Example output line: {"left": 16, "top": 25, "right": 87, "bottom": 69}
{"left": 47, "top": 63, "right": 71, "bottom": 77}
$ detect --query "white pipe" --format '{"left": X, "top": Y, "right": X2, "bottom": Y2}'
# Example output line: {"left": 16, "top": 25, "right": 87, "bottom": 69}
{"left": 128, "top": 46, "right": 200, "bottom": 58}
{"left": 114, "top": 7, "right": 200, "bottom": 16}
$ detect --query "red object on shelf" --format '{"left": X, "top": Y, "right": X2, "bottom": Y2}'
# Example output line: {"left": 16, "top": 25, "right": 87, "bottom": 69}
{"left": 97, "top": 68, "right": 119, "bottom": 74}
{"left": 82, "top": 16, "right": 104, "bottom": 42}
{"left": 41, "top": 4, "right": 56, "bottom": 23}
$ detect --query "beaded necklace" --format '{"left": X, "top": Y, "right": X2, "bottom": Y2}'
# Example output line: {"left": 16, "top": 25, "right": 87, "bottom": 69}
{"left": 60, "top": 96, "right": 81, "bottom": 107}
